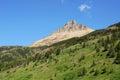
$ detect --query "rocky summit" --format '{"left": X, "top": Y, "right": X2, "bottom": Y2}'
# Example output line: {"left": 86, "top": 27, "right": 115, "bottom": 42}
{"left": 30, "top": 20, "right": 94, "bottom": 47}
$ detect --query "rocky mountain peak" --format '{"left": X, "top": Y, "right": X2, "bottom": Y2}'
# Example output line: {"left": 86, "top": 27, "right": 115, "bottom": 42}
{"left": 67, "top": 20, "right": 77, "bottom": 25}
{"left": 54, "top": 20, "right": 89, "bottom": 33}
{"left": 30, "top": 20, "right": 94, "bottom": 47}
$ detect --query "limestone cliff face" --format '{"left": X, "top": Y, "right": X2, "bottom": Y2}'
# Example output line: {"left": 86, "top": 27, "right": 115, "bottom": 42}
{"left": 30, "top": 20, "right": 94, "bottom": 47}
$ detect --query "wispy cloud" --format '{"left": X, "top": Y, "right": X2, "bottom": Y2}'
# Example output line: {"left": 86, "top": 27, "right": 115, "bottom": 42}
{"left": 78, "top": 0, "right": 93, "bottom": 18}
{"left": 79, "top": 4, "right": 91, "bottom": 12}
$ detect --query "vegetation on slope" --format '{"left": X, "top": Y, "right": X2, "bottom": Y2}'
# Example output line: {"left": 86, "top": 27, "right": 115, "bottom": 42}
{"left": 0, "top": 22, "right": 120, "bottom": 80}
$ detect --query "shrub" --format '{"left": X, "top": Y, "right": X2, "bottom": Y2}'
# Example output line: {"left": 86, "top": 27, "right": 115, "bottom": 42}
{"left": 90, "top": 60, "right": 95, "bottom": 67}
{"left": 93, "top": 69, "right": 99, "bottom": 76}
{"left": 78, "top": 54, "right": 85, "bottom": 62}
{"left": 107, "top": 48, "right": 115, "bottom": 58}
{"left": 101, "top": 68, "right": 106, "bottom": 74}
{"left": 55, "top": 48, "right": 61, "bottom": 56}
{"left": 78, "top": 67, "right": 87, "bottom": 77}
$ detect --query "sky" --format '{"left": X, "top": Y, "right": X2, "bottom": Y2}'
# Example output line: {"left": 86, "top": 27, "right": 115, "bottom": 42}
{"left": 0, "top": 0, "right": 120, "bottom": 46}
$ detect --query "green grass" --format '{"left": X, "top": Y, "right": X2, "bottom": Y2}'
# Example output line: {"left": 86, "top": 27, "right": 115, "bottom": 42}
{"left": 0, "top": 43, "right": 120, "bottom": 80}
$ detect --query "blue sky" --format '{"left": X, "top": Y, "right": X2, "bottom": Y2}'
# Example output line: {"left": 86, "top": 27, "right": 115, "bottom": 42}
{"left": 0, "top": 0, "right": 120, "bottom": 46}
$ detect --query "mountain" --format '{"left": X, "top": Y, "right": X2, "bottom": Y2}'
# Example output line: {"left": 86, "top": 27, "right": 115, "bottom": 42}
{"left": 30, "top": 20, "right": 94, "bottom": 47}
{"left": 0, "top": 22, "right": 120, "bottom": 80}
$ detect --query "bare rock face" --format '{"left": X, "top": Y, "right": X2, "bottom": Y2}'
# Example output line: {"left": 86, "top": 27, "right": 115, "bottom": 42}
{"left": 30, "top": 20, "right": 94, "bottom": 47}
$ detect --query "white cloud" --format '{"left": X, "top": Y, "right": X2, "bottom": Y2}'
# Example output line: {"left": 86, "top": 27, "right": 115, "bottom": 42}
{"left": 79, "top": 4, "right": 91, "bottom": 12}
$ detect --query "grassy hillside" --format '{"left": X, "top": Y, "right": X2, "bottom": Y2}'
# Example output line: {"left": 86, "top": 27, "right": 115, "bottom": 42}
{"left": 0, "top": 22, "right": 120, "bottom": 80}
